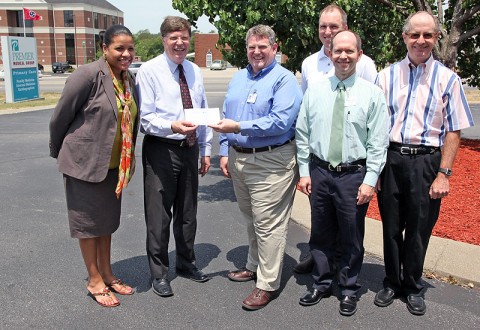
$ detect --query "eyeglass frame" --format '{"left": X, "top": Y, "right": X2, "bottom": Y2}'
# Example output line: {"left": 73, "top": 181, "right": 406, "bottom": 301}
{"left": 404, "top": 32, "right": 439, "bottom": 40}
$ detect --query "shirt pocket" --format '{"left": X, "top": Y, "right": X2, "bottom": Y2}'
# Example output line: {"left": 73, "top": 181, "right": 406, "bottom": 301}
{"left": 248, "top": 98, "right": 271, "bottom": 117}
{"left": 345, "top": 105, "right": 368, "bottom": 147}
{"left": 191, "top": 84, "right": 205, "bottom": 107}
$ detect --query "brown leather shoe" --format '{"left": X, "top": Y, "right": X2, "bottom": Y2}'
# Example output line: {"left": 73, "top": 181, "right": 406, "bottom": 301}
{"left": 228, "top": 268, "right": 256, "bottom": 282}
{"left": 242, "top": 288, "right": 274, "bottom": 310}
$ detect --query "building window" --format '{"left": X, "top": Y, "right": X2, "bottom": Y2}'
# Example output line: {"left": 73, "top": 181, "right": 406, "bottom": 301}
{"left": 16, "top": 10, "right": 33, "bottom": 28}
{"left": 103, "top": 14, "right": 107, "bottom": 29}
{"left": 93, "top": 12, "right": 98, "bottom": 28}
{"left": 64, "top": 10, "right": 74, "bottom": 27}
{"left": 65, "top": 33, "right": 76, "bottom": 65}
{"left": 112, "top": 16, "right": 117, "bottom": 25}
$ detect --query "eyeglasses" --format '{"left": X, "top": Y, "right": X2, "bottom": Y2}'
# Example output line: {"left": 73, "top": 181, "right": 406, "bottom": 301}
{"left": 405, "top": 32, "right": 437, "bottom": 40}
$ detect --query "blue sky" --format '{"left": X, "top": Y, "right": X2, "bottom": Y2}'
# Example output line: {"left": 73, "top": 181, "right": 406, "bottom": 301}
{"left": 108, "top": 0, "right": 217, "bottom": 34}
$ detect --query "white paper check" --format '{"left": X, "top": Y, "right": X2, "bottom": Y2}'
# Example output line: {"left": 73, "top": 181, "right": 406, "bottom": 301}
{"left": 184, "top": 108, "right": 221, "bottom": 125}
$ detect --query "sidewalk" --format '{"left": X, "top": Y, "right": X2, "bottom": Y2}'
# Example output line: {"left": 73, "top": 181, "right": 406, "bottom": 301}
{"left": 291, "top": 191, "right": 480, "bottom": 286}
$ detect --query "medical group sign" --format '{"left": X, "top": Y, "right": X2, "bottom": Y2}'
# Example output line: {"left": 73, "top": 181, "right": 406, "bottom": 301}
{"left": 1, "top": 36, "right": 40, "bottom": 103}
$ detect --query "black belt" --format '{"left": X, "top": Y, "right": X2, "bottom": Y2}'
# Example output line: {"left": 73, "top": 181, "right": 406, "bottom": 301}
{"left": 389, "top": 142, "right": 439, "bottom": 155}
{"left": 231, "top": 137, "right": 294, "bottom": 154}
{"left": 310, "top": 154, "right": 366, "bottom": 172}
{"left": 145, "top": 135, "right": 190, "bottom": 147}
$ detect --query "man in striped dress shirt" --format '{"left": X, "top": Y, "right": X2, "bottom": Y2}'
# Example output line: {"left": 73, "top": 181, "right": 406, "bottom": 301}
{"left": 374, "top": 11, "right": 474, "bottom": 316}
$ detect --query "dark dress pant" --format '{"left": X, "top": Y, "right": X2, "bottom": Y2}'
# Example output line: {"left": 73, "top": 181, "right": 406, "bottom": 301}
{"left": 309, "top": 163, "right": 368, "bottom": 297}
{"left": 377, "top": 149, "right": 442, "bottom": 295}
{"left": 142, "top": 135, "right": 199, "bottom": 280}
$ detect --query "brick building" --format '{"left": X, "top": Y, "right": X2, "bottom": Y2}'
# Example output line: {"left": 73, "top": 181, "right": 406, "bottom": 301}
{"left": 194, "top": 33, "right": 226, "bottom": 68}
{"left": 0, "top": 0, "right": 123, "bottom": 69}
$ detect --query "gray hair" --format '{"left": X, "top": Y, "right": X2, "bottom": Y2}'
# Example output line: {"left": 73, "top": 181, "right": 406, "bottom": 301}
{"left": 245, "top": 24, "right": 276, "bottom": 46}
{"left": 403, "top": 11, "right": 440, "bottom": 34}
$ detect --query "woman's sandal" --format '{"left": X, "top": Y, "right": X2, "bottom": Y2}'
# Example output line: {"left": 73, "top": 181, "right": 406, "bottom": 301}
{"left": 107, "top": 278, "right": 135, "bottom": 295}
{"left": 87, "top": 287, "right": 120, "bottom": 308}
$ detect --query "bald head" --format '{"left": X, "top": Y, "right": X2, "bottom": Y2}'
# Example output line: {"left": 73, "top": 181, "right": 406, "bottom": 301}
{"left": 402, "top": 11, "right": 440, "bottom": 66}
{"left": 330, "top": 30, "right": 363, "bottom": 80}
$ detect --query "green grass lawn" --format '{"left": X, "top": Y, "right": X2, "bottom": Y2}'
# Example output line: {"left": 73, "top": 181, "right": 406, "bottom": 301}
{"left": 0, "top": 93, "right": 60, "bottom": 112}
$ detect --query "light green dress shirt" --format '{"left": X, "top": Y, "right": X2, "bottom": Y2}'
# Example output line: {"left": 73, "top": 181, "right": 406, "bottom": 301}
{"left": 295, "top": 73, "right": 389, "bottom": 187}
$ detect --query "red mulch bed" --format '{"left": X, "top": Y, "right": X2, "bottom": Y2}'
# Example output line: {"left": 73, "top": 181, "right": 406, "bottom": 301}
{"left": 367, "top": 139, "right": 480, "bottom": 246}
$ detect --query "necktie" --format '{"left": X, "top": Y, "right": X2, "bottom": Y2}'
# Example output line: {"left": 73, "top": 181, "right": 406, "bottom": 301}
{"left": 327, "top": 81, "right": 346, "bottom": 167}
{"left": 178, "top": 64, "right": 197, "bottom": 147}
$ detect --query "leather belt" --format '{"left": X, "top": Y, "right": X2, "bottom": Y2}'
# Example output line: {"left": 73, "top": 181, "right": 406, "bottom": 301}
{"left": 231, "top": 137, "right": 294, "bottom": 154}
{"left": 389, "top": 142, "right": 439, "bottom": 155}
{"left": 310, "top": 154, "right": 366, "bottom": 172}
{"left": 145, "top": 135, "right": 189, "bottom": 147}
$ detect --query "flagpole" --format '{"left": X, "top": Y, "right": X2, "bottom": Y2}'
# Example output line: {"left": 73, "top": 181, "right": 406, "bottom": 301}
{"left": 23, "top": 9, "right": 26, "bottom": 37}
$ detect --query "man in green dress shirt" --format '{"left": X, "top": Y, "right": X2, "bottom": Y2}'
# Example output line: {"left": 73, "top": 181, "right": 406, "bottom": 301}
{"left": 295, "top": 30, "right": 389, "bottom": 316}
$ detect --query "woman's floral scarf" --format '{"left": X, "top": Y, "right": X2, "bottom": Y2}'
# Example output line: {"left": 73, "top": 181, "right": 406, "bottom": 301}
{"left": 107, "top": 63, "right": 134, "bottom": 198}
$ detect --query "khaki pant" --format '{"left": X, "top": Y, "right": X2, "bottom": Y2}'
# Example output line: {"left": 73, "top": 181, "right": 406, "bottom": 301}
{"left": 229, "top": 142, "right": 299, "bottom": 291}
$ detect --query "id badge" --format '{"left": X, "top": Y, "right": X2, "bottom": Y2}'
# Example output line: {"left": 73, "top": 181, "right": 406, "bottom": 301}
{"left": 247, "top": 92, "right": 257, "bottom": 104}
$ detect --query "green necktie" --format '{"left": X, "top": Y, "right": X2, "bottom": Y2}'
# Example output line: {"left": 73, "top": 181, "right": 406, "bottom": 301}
{"left": 327, "top": 81, "right": 346, "bottom": 167}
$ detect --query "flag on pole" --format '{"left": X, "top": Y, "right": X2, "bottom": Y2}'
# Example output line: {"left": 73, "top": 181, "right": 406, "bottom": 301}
{"left": 23, "top": 8, "right": 42, "bottom": 21}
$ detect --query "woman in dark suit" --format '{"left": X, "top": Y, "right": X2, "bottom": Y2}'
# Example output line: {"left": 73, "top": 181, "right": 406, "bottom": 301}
{"left": 49, "top": 25, "right": 139, "bottom": 307}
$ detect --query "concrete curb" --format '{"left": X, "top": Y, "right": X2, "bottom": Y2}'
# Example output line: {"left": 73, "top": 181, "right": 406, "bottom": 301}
{"left": 291, "top": 191, "right": 480, "bottom": 286}
{"left": 0, "top": 105, "right": 55, "bottom": 116}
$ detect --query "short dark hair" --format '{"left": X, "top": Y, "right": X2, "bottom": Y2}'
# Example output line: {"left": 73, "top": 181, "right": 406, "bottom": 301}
{"left": 160, "top": 16, "right": 191, "bottom": 37}
{"left": 102, "top": 24, "right": 133, "bottom": 47}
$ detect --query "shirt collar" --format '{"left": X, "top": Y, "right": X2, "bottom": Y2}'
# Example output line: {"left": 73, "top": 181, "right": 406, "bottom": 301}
{"left": 163, "top": 53, "right": 185, "bottom": 74}
{"left": 405, "top": 53, "right": 434, "bottom": 71}
{"left": 399, "top": 54, "right": 435, "bottom": 89}
{"left": 247, "top": 60, "right": 277, "bottom": 79}
{"left": 330, "top": 73, "right": 356, "bottom": 90}
{"left": 319, "top": 46, "right": 329, "bottom": 60}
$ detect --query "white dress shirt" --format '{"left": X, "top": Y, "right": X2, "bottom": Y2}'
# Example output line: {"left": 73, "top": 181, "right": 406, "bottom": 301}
{"left": 136, "top": 53, "right": 212, "bottom": 156}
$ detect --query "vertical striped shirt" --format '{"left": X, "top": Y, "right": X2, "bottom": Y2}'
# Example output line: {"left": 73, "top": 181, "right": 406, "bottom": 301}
{"left": 376, "top": 55, "right": 474, "bottom": 147}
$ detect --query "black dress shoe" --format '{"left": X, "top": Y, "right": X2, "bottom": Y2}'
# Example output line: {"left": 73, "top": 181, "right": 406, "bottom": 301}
{"left": 176, "top": 268, "right": 210, "bottom": 282}
{"left": 293, "top": 254, "right": 314, "bottom": 274}
{"left": 299, "top": 288, "right": 332, "bottom": 306}
{"left": 406, "top": 294, "right": 426, "bottom": 315}
{"left": 152, "top": 278, "right": 173, "bottom": 297}
{"left": 339, "top": 296, "right": 357, "bottom": 316}
{"left": 374, "top": 287, "right": 396, "bottom": 307}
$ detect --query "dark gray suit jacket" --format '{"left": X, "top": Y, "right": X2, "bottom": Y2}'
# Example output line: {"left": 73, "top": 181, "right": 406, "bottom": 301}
{"left": 49, "top": 57, "right": 139, "bottom": 182}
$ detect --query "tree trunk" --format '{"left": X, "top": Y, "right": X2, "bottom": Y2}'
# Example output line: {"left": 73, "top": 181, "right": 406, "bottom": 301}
{"left": 437, "top": 27, "right": 461, "bottom": 70}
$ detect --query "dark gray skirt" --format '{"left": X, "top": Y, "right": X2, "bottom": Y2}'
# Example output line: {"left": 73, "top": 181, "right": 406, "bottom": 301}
{"left": 63, "top": 169, "right": 121, "bottom": 238}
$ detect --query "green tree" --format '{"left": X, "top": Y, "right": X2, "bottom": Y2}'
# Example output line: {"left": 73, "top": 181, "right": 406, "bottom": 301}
{"left": 133, "top": 30, "right": 164, "bottom": 61}
{"left": 172, "top": 0, "right": 480, "bottom": 87}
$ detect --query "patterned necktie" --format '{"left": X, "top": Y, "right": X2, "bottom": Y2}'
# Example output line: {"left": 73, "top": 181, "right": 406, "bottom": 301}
{"left": 178, "top": 64, "right": 197, "bottom": 147}
{"left": 327, "top": 81, "right": 346, "bottom": 167}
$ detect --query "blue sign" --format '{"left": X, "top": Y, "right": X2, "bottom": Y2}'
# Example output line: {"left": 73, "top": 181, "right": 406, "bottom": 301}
{"left": 11, "top": 68, "right": 40, "bottom": 102}
{"left": 1, "top": 36, "right": 40, "bottom": 103}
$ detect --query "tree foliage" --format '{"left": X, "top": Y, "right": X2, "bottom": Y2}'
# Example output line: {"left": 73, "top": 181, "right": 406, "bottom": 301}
{"left": 132, "top": 30, "right": 164, "bottom": 61}
{"left": 130, "top": 29, "right": 197, "bottom": 62}
{"left": 173, "top": 0, "right": 480, "bottom": 87}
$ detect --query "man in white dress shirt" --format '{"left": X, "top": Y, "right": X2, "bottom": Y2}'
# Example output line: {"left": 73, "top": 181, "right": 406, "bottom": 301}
{"left": 301, "top": 4, "right": 377, "bottom": 93}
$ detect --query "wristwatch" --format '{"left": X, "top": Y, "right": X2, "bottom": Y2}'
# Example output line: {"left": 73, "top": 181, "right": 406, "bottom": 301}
{"left": 234, "top": 122, "right": 241, "bottom": 134}
{"left": 438, "top": 167, "right": 452, "bottom": 176}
